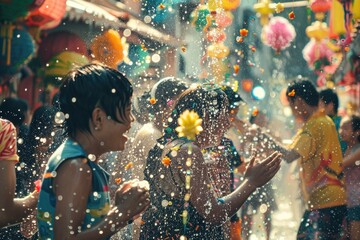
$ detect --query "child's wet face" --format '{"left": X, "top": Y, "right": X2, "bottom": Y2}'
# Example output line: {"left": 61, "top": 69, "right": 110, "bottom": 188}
{"left": 103, "top": 104, "right": 134, "bottom": 152}
{"left": 340, "top": 118, "right": 352, "bottom": 143}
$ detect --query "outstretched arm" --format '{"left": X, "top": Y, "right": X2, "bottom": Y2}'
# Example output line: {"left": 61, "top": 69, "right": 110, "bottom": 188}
{"left": 176, "top": 144, "right": 281, "bottom": 225}
{"left": 0, "top": 160, "right": 38, "bottom": 228}
{"left": 232, "top": 117, "right": 300, "bottom": 163}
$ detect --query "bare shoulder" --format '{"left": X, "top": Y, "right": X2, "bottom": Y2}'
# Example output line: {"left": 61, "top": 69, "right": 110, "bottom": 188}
{"left": 57, "top": 157, "right": 91, "bottom": 172}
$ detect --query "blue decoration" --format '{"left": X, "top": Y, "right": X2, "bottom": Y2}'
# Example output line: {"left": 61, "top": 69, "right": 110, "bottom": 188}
{"left": 0, "top": 28, "right": 35, "bottom": 75}
{"left": 118, "top": 44, "right": 150, "bottom": 78}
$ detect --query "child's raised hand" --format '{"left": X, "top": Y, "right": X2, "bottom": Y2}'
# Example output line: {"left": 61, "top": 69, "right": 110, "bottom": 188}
{"left": 114, "top": 179, "right": 150, "bottom": 220}
{"left": 244, "top": 151, "right": 281, "bottom": 188}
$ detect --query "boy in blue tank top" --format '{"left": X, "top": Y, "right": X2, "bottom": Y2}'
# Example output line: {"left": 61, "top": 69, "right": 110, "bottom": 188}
{"left": 37, "top": 64, "right": 150, "bottom": 240}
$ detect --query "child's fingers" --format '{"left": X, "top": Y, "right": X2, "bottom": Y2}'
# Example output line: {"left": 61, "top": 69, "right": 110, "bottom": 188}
{"left": 261, "top": 151, "right": 281, "bottom": 165}
{"left": 248, "top": 155, "right": 256, "bottom": 168}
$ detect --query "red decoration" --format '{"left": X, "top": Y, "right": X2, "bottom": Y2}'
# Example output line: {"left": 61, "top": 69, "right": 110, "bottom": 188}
{"left": 25, "top": 0, "right": 66, "bottom": 27}
{"left": 34, "top": 180, "right": 42, "bottom": 193}
{"left": 38, "top": 31, "right": 88, "bottom": 65}
{"left": 206, "top": 29, "right": 226, "bottom": 42}
{"left": 241, "top": 79, "right": 253, "bottom": 92}
{"left": 310, "top": 0, "right": 332, "bottom": 13}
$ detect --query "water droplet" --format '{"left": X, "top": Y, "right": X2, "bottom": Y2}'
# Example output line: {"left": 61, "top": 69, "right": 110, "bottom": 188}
{"left": 55, "top": 112, "right": 65, "bottom": 124}
{"left": 88, "top": 154, "right": 96, "bottom": 161}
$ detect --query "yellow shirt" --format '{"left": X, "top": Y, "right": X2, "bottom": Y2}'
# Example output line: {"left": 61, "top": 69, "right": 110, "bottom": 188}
{"left": 290, "top": 110, "right": 346, "bottom": 210}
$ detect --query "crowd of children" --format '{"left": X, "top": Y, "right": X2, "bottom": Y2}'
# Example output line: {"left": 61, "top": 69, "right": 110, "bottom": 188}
{"left": 0, "top": 63, "right": 359, "bottom": 240}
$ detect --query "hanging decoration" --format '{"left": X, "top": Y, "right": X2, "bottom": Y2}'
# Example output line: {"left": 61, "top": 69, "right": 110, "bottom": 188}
{"left": 118, "top": 43, "right": 150, "bottom": 78}
{"left": 253, "top": 0, "right": 275, "bottom": 26}
{"left": 303, "top": 39, "right": 334, "bottom": 72}
{"left": 0, "top": 27, "right": 35, "bottom": 75}
{"left": 38, "top": 31, "right": 88, "bottom": 65}
{"left": 0, "top": 0, "right": 33, "bottom": 22}
{"left": 222, "top": 0, "right": 241, "bottom": 11}
{"left": 25, "top": 0, "right": 66, "bottom": 41}
{"left": 261, "top": 16, "right": 296, "bottom": 53}
{"left": 25, "top": 0, "right": 66, "bottom": 27}
{"left": 190, "top": 4, "right": 211, "bottom": 32}
{"left": 43, "top": 51, "right": 90, "bottom": 86}
{"left": 90, "top": 29, "right": 124, "bottom": 69}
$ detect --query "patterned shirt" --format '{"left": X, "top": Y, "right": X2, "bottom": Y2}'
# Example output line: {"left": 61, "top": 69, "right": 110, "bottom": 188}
{"left": 37, "top": 139, "right": 110, "bottom": 239}
{"left": 0, "top": 119, "right": 19, "bottom": 161}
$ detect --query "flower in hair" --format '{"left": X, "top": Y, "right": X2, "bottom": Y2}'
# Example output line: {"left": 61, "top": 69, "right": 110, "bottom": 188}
{"left": 149, "top": 98, "right": 157, "bottom": 105}
{"left": 175, "top": 110, "right": 203, "bottom": 141}
{"left": 288, "top": 89, "right": 295, "bottom": 97}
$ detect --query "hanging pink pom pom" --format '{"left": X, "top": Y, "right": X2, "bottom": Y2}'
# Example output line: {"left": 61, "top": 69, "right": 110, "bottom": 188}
{"left": 262, "top": 16, "right": 296, "bottom": 53}
{"left": 303, "top": 39, "right": 334, "bottom": 72}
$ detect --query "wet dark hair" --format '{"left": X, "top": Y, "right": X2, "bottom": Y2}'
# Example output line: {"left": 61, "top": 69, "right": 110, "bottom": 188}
{"left": 150, "top": 77, "right": 188, "bottom": 114}
{"left": 286, "top": 80, "right": 319, "bottom": 107}
{"left": 164, "top": 86, "right": 228, "bottom": 140}
{"left": 28, "top": 106, "right": 57, "bottom": 143}
{"left": 0, "top": 97, "right": 29, "bottom": 127}
{"left": 133, "top": 91, "right": 151, "bottom": 125}
{"left": 319, "top": 89, "right": 339, "bottom": 114}
{"left": 221, "top": 86, "right": 243, "bottom": 111}
{"left": 350, "top": 114, "right": 360, "bottom": 142}
{"left": 59, "top": 63, "right": 133, "bottom": 139}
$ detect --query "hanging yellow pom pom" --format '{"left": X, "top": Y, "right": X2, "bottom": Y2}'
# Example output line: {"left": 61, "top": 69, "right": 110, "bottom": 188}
{"left": 175, "top": 110, "right": 203, "bottom": 141}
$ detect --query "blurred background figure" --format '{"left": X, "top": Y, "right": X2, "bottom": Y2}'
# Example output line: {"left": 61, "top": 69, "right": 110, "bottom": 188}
{"left": 319, "top": 88, "right": 347, "bottom": 155}
{"left": 340, "top": 115, "right": 360, "bottom": 240}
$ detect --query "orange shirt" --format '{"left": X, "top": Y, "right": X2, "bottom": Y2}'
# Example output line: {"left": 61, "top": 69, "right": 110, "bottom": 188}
{"left": 0, "top": 119, "right": 19, "bottom": 162}
{"left": 289, "top": 110, "right": 346, "bottom": 210}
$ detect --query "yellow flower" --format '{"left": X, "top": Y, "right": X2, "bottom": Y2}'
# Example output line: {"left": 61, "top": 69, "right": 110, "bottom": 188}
{"left": 175, "top": 110, "right": 203, "bottom": 141}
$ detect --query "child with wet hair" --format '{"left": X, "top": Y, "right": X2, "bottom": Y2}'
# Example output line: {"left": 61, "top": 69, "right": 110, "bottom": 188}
{"left": 140, "top": 85, "right": 281, "bottom": 239}
{"left": 37, "top": 63, "right": 150, "bottom": 240}
{"left": 130, "top": 77, "right": 188, "bottom": 181}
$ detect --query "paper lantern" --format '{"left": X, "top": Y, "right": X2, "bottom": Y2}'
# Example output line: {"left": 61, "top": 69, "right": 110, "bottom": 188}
{"left": 90, "top": 29, "right": 124, "bottom": 69}
{"left": 222, "top": 0, "right": 241, "bottom": 11}
{"left": 38, "top": 31, "right": 88, "bottom": 65}
{"left": 43, "top": 51, "right": 89, "bottom": 85}
{"left": 26, "top": 0, "right": 66, "bottom": 27}
{"left": 0, "top": 28, "right": 35, "bottom": 75}
{"left": 310, "top": 0, "right": 332, "bottom": 21}
{"left": 0, "top": 0, "right": 33, "bottom": 22}
{"left": 207, "top": 42, "right": 230, "bottom": 59}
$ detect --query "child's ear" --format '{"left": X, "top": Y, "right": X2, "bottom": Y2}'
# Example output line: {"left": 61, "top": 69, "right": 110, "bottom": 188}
{"left": 92, "top": 107, "right": 105, "bottom": 131}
